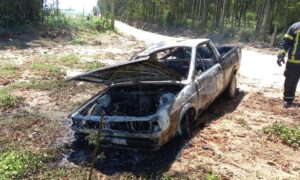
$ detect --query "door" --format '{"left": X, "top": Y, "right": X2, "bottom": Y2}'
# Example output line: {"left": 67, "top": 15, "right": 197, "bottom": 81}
{"left": 195, "top": 43, "right": 223, "bottom": 108}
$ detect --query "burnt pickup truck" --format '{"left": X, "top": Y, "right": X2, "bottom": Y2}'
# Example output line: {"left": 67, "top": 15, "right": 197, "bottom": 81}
{"left": 69, "top": 39, "right": 241, "bottom": 150}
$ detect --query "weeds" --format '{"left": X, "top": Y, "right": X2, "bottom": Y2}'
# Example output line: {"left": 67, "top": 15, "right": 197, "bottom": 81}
{"left": 31, "top": 62, "right": 61, "bottom": 76}
{"left": 204, "top": 172, "right": 221, "bottom": 180}
{"left": 59, "top": 54, "right": 80, "bottom": 67}
{"left": 0, "top": 88, "right": 20, "bottom": 108}
{"left": 0, "top": 150, "right": 46, "bottom": 179}
{"left": 264, "top": 122, "right": 300, "bottom": 148}
{"left": 71, "top": 38, "right": 87, "bottom": 45}
{"left": 11, "top": 79, "right": 64, "bottom": 91}
{"left": 27, "top": 79, "right": 64, "bottom": 91}
{"left": 0, "top": 64, "right": 20, "bottom": 78}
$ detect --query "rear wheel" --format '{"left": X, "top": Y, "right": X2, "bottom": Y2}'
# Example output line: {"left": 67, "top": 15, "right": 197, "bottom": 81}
{"left": 225, "top": 75, "right": 237, "bottom": 99}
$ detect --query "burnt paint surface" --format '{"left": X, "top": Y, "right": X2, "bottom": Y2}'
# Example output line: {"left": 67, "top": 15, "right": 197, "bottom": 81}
{"left": 70, "top": 39, "right": 241, "bottom": 150}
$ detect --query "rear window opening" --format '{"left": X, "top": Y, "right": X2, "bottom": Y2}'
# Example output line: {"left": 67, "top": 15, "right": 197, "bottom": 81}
{"left": 216, "top": 46, "right": 234, "bottom": 56}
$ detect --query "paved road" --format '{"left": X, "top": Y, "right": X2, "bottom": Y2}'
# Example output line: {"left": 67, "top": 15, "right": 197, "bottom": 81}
{"left": 115, "top": 21, "right": 296, "bottom": 90}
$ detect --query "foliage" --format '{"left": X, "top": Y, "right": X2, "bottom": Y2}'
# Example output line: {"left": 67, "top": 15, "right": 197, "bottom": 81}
{"left": 264, "top": 122, "right": 300, "bottom": 148}
{"left": 45, "top": 14, "right": 112, "bottom": 31}
{"left": 99, "top": 0, "right": 300, "bottom": 42}
{"left": 0, "top": 0, "right": 112, "bottom": 32}
{"left": 0, "top": 150, "right": 46, "bottom": 179}
{"left": 0, "top": 0, "right": 45, "bottom": 27}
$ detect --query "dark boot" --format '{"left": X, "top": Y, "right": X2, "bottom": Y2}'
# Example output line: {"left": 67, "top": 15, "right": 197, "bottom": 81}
{"left": 283, "top": 100, "right": 292, "bottom": 108}
{"left": 283, "top": 63, "right": 300, "bottom": 108}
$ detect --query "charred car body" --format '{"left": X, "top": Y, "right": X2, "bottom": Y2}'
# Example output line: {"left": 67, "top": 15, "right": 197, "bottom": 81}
{"left": 69, "top": 39, "right": 241, "bottom": 150}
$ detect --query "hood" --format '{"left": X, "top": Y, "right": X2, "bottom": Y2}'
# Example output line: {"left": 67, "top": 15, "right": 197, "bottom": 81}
{"left": 68, "top": 59, "right": 184, "bottom": 85}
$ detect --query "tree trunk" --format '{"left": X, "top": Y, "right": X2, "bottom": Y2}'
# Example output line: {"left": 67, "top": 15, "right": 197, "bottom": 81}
{"left": 255, "top": 1, "right": 264, "bottom": 36}
{"left": 213, "top": 0, "right": 222, "bottom": 29}
{"left": 283, "top": 0, "right": 291, "bottom": 30}
{"left": 111, "top": 0, "right": 115, "bottom": 30}
{"left": 259, "top": 0, "right": 272, "bottom": 41}
{"left": 220, "top": 0, "right": 227, "bottom": 29}
{"left": 56, "top": 0, "right": 59, "bottom": 16}
{"left": 271, "top": 23, "right": 277, "bottom": 46}
{"left": 203, "top": 0, "right": 208, "bottom": 29}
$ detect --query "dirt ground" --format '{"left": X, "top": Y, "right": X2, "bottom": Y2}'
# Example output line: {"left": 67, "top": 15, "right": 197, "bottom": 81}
{"left": 0, "top": 25, "right": 299, "bottom": 179}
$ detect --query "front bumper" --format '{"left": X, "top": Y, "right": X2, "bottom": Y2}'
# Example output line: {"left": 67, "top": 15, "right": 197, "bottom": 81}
{"left": 72, "top": 126, "right": 162, "bottom": 150}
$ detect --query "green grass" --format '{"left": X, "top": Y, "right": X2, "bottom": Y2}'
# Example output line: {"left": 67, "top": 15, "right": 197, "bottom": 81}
{"left": 264, "top": 122, "right": 300, "bottom": 148}
{"left": 70, "top": 38, "right": 87, "bottom": 45}
{"left": 0, "top": 88, "right": 20, "bottom": 108}
{"left": 0, "top": 150, "right": 47, "bottom": 179}
{"left": 85, "top": 61, "right": 105, "bottom": 70}
{"left": 59, "top": 54, "right": 80, "bottom": 67}
{"left": 31, "top": 62, "right": 61, "bottom": 76}
{"left": 91, "top": 52, "right": 115, "bottom": 60}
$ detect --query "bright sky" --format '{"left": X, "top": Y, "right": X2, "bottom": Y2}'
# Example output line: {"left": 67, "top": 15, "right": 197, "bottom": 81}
{"left": 55, "top": 0, "right": 98, "bottom": 13}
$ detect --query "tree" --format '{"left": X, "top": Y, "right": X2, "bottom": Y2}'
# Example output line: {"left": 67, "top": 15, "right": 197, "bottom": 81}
{"left": 259, "top": 0, "right": 272, "bottom": 41}
{"left": 97, "top": 0, "right": 300, "bottom": 43}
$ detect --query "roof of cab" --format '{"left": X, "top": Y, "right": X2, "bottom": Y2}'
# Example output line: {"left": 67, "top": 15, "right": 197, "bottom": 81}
{"left": 139, "top": 38, "right": 209, "bottom": 56}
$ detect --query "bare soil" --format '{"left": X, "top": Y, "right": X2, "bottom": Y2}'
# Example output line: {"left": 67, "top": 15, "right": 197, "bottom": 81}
{"left": 0, "top": 26, "right": 299, "bottom": 179}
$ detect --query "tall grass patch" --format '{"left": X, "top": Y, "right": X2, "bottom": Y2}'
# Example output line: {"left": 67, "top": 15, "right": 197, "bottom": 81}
{"left": 0, "top": 64, "right": 20, "bottom": 79}
{"left": 0, "top": 88, "right": 21, "bottom": 108}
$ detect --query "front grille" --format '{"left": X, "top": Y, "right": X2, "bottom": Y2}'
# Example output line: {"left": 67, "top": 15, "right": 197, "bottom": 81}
{"left": 110, "top": 121, "right": 152, "bottom": 132}
{"left": 85, "top": 121, "right": 109, "bottom": 130}
{"left": 109, "top": 122, "right": 129, "bottom": 131}
{"left": 82, "top": 120, "right": 156, "bottom": 133}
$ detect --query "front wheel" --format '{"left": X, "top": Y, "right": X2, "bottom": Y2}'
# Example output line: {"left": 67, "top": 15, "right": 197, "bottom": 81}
{"left": 224, "top": 75, "right": 237, "bottom": 99}
{"left": 74, "top": 132, "right": 88, "bottom": 144}
{"left": 180, "top": 112, "right": 192, "bottom": 139}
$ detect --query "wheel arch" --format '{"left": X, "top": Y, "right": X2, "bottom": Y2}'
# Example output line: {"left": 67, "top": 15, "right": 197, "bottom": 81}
{"left": 177, "top": 104, "right": 196, "bottom": 135}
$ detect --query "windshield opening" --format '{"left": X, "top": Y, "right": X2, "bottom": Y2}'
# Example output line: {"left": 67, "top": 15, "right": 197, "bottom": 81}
{"left": 135, "top": 47, "right": 192, "bottom": 78}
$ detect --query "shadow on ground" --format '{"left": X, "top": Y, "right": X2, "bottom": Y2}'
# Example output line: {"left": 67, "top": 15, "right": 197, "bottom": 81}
{"left": 0, "top": 26, "right": 75, "bottom": 50}
{"left": 67, "top": 90, "right": 246, "bottom": 178}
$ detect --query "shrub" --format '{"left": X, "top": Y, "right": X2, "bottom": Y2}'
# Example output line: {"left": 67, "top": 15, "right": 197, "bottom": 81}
{"left": 163, "top": 9, "right": 174, "bottom": 27}
{"left": 264, "top": 122, "right": 300, "bottom": 148}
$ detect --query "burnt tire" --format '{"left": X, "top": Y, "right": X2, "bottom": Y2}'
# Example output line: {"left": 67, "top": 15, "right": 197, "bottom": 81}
{"left": 180, "top": 112, "right": 192, "bottom": 139}
{"left": 224, "top": 75, "right": 237, "bottom": 99}
{"left": 74, "top": 132, "right": 88, "bottom": 144}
